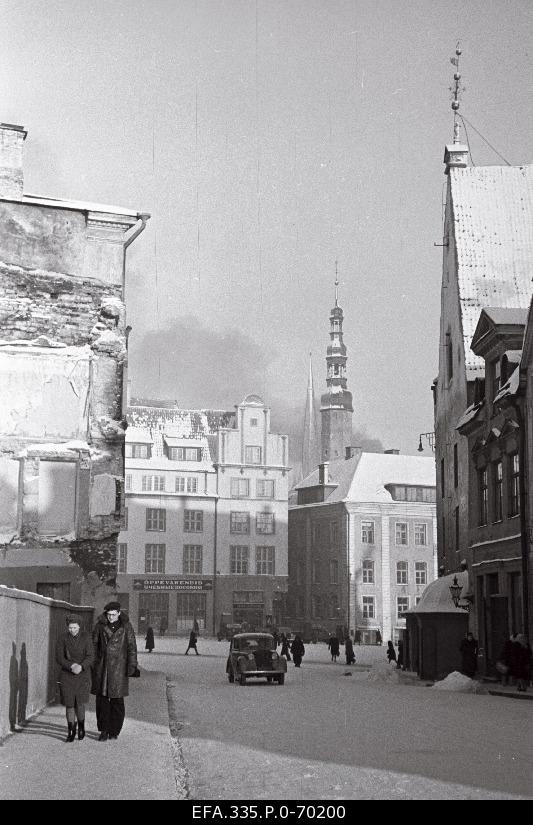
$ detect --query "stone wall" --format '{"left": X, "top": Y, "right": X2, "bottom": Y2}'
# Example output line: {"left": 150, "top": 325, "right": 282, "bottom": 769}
{"left": 0, "top": 585, "right": 93, "bottom": 741}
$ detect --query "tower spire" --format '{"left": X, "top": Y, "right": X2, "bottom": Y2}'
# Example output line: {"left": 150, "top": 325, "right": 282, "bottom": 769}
{"left": 444, "top": 44, "right": 468, "bottom": 174}
{"left": 335, "top": 260, "right": 339, "bottom": 307}
{"left": 302, "top": 352, "right": 319, "bottom": 478}
{"left": 320, "top": 278, "right": 353, "bottom": 461}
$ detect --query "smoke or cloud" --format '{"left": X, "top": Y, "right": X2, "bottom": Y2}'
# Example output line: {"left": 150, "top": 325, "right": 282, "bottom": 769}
{"left": 130, "top": 316, "right": 382, "bottom": 473}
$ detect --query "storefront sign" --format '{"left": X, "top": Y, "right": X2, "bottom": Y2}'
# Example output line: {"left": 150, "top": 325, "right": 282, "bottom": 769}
{"left": 133, "top": 578, "right": 213, "bottom": 592}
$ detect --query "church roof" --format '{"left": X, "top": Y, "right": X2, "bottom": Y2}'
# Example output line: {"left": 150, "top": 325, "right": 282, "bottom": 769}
{"left": 450, "top": 165, "right": 533, "bottom": 378}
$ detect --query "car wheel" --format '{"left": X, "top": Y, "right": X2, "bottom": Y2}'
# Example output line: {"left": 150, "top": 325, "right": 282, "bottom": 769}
{"left": 277, "top": 674, "right": 285, "bottom": 685}
{"left": 239, "top": 672, "right": 247, "bottom": 686}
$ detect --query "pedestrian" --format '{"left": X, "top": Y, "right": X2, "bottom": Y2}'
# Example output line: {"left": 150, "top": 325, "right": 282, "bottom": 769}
{"left": 56, "top": 616, "right": 94, "bottom": 743}
{"left": 185, "top": 629, "right": 199, "bottom": 655}
{"left": 291, "top": 634, "right": 305, "bottom": 667}
{"left": 386, "top": 640, "right": 396, "bottom": 664}
{"left": 497, "top": 632, "right": 517, "bottom": 685}
{"left": 514, "top": 634, "right": 532, "bottom": 692}
{"left": 396, "top": 639, "right": 404, "bottom": 670}
{"left": 328, "top": 634, "right": 340, "bottom": 662}
{"left": 145, "top": 625, "right": 155, "bottom": 653}
{"left": 159, "top": 615, "right": 168, "bottom": 637}
{"left": 354, "top": 629, "right": 362, "bottom": 646}
{"left": 459, "top": 632, "right": 478, "bottom": 678}
{"left": 280, "top": 633, "right": 291, "bottom": 661}
{"left": 272, "top": 629, "right": 280, "bottom": 647}
{"left": 91, "top": 601, "right": 139, "bottom": 742}
{"left": 376, "top": 629, "right": 382, "bottom": 646}
{"left": 345, "top": 636, "right": 356, "bottom": 665}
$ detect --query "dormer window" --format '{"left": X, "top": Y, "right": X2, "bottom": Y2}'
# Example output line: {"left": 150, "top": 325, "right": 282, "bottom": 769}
{"left": 492, "top": 358, "right": 501, "bottom": 398}
{"left": 126, "top": 443, "right": 152, "bottom": 459}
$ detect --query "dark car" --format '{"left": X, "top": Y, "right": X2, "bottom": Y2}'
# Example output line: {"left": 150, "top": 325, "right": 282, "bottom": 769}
{"left": 226, "top": 632, "right": 287, "bottom": 686}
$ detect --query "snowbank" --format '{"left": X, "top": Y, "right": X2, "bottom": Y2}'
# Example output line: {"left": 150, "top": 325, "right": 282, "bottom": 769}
{"left": 366, "top": 662, "right": 402, "bottom": 684}
{"left": 432, "top": 671, "right": 486, "bottom": 693}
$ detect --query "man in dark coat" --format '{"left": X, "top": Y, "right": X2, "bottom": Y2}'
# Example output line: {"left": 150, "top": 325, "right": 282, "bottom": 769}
{"left": 328, "top": 635, "right": 340, "bottom": 662}
{"left": 185, "top": 629, "right": 199, "bottom": 655}
{"left": 291, "top": 635, "right": 305, "bottom": 667}
{"left": 91, "top": 601, "right": 139, "bottom": 742}
{"left": 459, "top": 632, "right": 478, "bottom": 678}
{"left": 345, "top": 636, "right": 355, "bottom": 665}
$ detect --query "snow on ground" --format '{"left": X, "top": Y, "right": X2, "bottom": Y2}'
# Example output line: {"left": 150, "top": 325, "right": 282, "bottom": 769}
{"left": 365, "top": 662, "right": 402, "bottom": 684}
{"left": 432, "top": 671, "right": 487, "bottom": 693}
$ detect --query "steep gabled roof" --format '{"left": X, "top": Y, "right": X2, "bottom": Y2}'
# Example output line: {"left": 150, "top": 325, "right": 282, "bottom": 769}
{"left": 450, "top": 165, "right": 533, "bottom": 377}
{"left": 126, "top": 405, "right": 235, "bottom": 462}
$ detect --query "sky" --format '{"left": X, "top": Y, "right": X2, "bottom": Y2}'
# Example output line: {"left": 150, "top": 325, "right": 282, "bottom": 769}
{"left": 2, "top": 0, "right": 533, "bottom": 467}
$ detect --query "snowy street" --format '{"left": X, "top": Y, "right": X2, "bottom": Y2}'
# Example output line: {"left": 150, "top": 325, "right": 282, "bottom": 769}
{"left": 139, "top": 639, "right": 533, "bottom": 800}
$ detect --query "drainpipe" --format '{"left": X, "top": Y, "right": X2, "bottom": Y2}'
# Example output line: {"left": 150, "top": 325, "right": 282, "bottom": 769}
{"left": 122, "top": 212, "right": 151, "bottom": 291}
{"left": 515, "top": 401, "right": 530, "bottom": 642}
{"left": 213, "top": 488, "right": 219, "bottom": 637}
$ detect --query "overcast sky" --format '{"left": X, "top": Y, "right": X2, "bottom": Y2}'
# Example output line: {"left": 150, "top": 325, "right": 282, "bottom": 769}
{"left": 3, "top": 0, "right": 533, "bottom": 461}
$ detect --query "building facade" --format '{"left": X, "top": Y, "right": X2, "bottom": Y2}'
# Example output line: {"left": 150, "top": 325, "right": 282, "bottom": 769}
{"left": 0, "top": 123, "right": 148, "bottom": 605}
{"left": 117, "top": 395, "right": 289, "bottom": 634}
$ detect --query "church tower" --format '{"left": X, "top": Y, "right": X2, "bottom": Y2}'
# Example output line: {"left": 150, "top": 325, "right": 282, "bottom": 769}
{"left": 302, "top": 353, "right": 320, "bottom": 478}
{"left": 320, "top": 270, "right": 353, "bottom": 461}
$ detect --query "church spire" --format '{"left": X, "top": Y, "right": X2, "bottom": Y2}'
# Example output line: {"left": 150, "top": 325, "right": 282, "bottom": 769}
{"left": 444, "top": 44, "right": 468, "bottom": 174}
{"left": 302, "top": 352, "right": 319, "bottom": 479}
{"left": 320, "top": 267, "right": 353, "bottom": 461}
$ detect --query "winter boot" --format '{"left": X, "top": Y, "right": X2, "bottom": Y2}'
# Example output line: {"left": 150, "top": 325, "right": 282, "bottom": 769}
{"left": 77, "top": 720, "right": 86, "bottom": 741}
{"left": 65, "top": 723, "right": 77, "bottom": 743}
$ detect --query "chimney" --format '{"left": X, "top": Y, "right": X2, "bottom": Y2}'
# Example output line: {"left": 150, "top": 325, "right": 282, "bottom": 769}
{"left": 0, "top": 123, "right": 27, "bottom": 199}
{"left": 318, "top": 462, "right": 329, "bottom": 485}
{"left": 384, "top": 449, "right": 400, "bottom": 455}
{"left": 345, "top": 446, "right": 355, "bottom": 460}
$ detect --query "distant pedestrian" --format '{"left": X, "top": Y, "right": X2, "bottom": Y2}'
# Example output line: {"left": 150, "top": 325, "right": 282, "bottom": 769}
{"left": 376, "top": 630, "right": 382, "bottom": 646}
{"left": 328, "top": 635, "right": 340, "bottom": 662}
{"left": 159, "top": 615, "right": 168, "bottom": 637}
{"left": 345, "top": 636, "right": 356, "bottom": 665}
{"left": 280, "top": 634, "right": 291, "bottom": 661}
{"left": 498, "top": 633, "right": 517, "bottom": 685}
{"left": 354, "top": 630, "right": 362, "bottom": 646}
{"left": 291, "top": 635, "right": 305, "bottom": 667}
{"left": 387, "top": 640, "right": 396, "bottom": 664}
{"left": 272, "top": 630, "right": 280, "bottom": 647}
{"left": 56, "top": 616, "right": 94, "bottom": 742}
{"left": 459, "top": 632, "right": 478, "bottom": 678}
{"left": 185, "top": 630, "right": 199, "bottom": 655}
{"left": 145, "top": 625, "right": 155, "bottom": 653}
{"left": 92, "top": 602, "right": 139, "bottom": 742}
{"left": 514, "top": 634, "right": 532, "bottom": 692}
{"left": 396, "top": 639, "right": 404, "bottom": 670}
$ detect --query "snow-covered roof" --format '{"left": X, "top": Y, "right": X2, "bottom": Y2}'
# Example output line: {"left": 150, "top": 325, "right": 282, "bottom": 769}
{"left": 295, "top": 452, "right": 436, "bottom": 504}
{"left": 410, "top": 570, "right": 470, "bottom": 614}
{"left": 126, "top": 405, "right": 235, "bottom": 462}
{"left": 456, "top": 400, "right": 484, "bottom": 431}
{"left": 20, "top": 193, "right": 140, "bottom": 219}
{"left": 494, "top": 364, "right": 520, "bottom": 404}
{"left": 450, "top": 165, "right": 533, "bottom": 376}
{"left": 482, "top": 307, "right": 529, "bottom": 326}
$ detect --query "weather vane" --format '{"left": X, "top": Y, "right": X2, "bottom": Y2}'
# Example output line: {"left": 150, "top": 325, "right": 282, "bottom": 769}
{"left": 449, "top": 42, "right": 465, "bottom": 143}
{"left": 335, "top": 259, "right": 339, "bottom": 306}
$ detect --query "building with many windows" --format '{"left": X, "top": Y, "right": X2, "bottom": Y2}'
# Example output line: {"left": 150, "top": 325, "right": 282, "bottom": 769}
{"left": 117, "top": 396, "right": 289, "bottom": 635}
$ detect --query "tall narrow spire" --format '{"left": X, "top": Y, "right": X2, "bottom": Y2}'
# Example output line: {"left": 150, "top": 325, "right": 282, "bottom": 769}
{"left": 302, "top": 352, "right": 319, "bottom": 479}
{"left": 320, "top": 274, "right": 353, "bottom": 462}
{"left": 444, "top": 44, "right": 468, "bottom": 174}
{"left": 335, "top": 260, "right": 339, "bottom": 307}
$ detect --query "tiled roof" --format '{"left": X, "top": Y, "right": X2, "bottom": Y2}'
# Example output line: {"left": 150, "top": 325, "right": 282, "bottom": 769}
{"left": 450, "top": 165, "right": 533, "bottom": 375}
{"left": 482, "top": 308, "right": 529, "bottom": 326}
{"left": 126, "top": 405, "right": 235, "bottom": 461}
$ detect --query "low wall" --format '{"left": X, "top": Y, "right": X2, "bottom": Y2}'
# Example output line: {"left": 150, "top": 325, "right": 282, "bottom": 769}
{"left": 0, "top": 585, "right": 94, "bottom": 741}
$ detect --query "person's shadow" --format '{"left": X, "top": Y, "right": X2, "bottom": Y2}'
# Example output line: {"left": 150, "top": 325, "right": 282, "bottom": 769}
{"left": 18, "top": 643, "right": 29, "bottom": 725}
{"left": 9, "top": 641, "right": 18, "bottom": 731}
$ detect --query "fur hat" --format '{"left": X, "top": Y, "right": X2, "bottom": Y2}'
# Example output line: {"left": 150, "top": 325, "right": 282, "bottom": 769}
{"left": 66, "top": 615, "right": 81, "bottom": 625}
{"left": 104, "top": 601, "right": 121, "bottom": 613}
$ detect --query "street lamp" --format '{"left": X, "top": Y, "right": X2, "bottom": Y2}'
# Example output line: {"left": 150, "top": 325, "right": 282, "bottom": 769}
{"left": 449, "top": 575, "right": 470, "bottom": 611}
{"left": 418, "top": 431, "right": 436, "bottom": 452}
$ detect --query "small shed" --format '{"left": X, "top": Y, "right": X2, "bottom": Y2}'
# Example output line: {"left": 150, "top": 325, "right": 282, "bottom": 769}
{"left": 405, "top": 571, "right": 470, "bottom": 681}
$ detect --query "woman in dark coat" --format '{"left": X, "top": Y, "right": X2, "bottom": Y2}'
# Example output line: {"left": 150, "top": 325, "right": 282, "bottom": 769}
{"left": 328, "top": 635, "right": 340, "bottom": 662}
{"left": 91, "top": 603, "right": 139, "bottom": 742}
{"left": 280, "top": 634, "right": 291, "bottom": 661}
{"left": 514, "top": 634, "right": 532, "bottom": 692}
{"left": 291, "top": 635, "right": 305, "bottom": 667}
{"left": 145, "top": 626, "right": 155, "bottom": 653}
{"left": 345, "top": 636, "right": 355, "bottom": 665}
{"left": 56, "top": 616, "right": 94, "bottom": 742}
{"left": 459, "top": 632, "right": 478, "bottom": 678}
{"left": 387, "top": 640, "right": 397, "bottom": 664}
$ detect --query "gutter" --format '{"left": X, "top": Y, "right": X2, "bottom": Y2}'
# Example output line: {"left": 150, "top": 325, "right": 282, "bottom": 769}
{"left": 122, "top": 212, "right": 151, "bottom": 291}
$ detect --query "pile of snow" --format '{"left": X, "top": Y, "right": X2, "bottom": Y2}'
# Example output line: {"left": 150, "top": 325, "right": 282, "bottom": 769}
{"left": 432, "top": 671, "right": 486, "bottom": 693}
{"left": 366, "top": 663, "right": 401, "bottom": 684}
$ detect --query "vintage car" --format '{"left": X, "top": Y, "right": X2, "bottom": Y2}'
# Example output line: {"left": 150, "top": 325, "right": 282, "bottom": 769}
{"left": 226, "top": 632, "right": 287, "bottom": 685}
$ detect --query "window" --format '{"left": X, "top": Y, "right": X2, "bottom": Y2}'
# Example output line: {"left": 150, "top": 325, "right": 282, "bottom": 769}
{"left": 184, "top": 510, "right": 203, "bottom": 532}
{"left": 187, "top": 476, "right": 198, "bottom": 494}
{"left": 331, "top": 521, "right": 339, "bottom": 545}
{"left": 176, "top": 476, "right": 198, "bottom": 493}
{"left": 245, "top": 446, "right": 262, "bottom": 464}
{"left": 361, "top": 521, "right": 375, "bottom": 544}
{"left": 257, "top": 479, "right": 275, "bottom": 498}
{"left": 183, "top": 544, "right": 203, "bottom": 574}
{"left": 414, "top": 523, "right": 427, "bottom": 546}
{"left": 117, "top": 543, "right": 127, "bottom": 574}
{"left": 230, "top": 511, "right": 250, "bottom": 534}
{"left": 388, "top": 485, "right": 437, "bottom": 503}
{"left": 256, "top": 512, "right": 275, "bottom": 534}
{"left": 362, "top": 596, "right": 375, "bottom": 619}
{"left": 142, "top": 475, "right": 165, "bottom": 492}
{"left": 329, "top": 560, "right": 338, "bottom": 584}
{"left": 395, "top": 522, "right": 408, "bottom": 545}
{"left": 38, "top": 460, "right": 77, "bottom": 536}
{"left": 231, "top": 477, "right": 250, "bottom": 498}
{"left": 230, "top": 545, "right": 249, "bottom": 574}
{"left": 146, "top": 508, "right": 166, "bottom": 532}
{"left": 126, "top": 443, "right": 151, "bottom": 459}
{"left": 125, "top": 474, "right": 132, "bottom": 491}
{"left": 453, "top": 444, "right": 458, "bottom": 488}
{"left": 120, "top": 507, "right": 128, "bottom": 530}
{"left": 478, "top": 467, "right": 488, "bottom": 526}
{"left": 446, "top": 331, "right": 453, "bottom": 382}
{"left": 397, "top": 596, "right": 409, "bottom": 619}
{"left": 493, "top": 461, "right": 503, "bottom": 521}
{"left": 168, "top": 446, "right": 202, "bottom": 461}
{"left": 250, "top": 418, "right": 258, "bottom": 427}
{"left": 145, "top": 543, "right": 165, "bottom": 573}
{"left": 509, "top": 454, "right": 520, "bottom": 516}
{"left": 176, "top": 477, "right": 185, "bottom": 493}
{"left": 362, "top": 560, "right": 374, "bottom": 583}
{"left": 256, "top": 546, "right": 275, "bottom": 575}
{"left": 415, "top": 562, "right": 427, "bottom": 586}
{"left": 396, "top": 561, "right": 408, "bottom": 585}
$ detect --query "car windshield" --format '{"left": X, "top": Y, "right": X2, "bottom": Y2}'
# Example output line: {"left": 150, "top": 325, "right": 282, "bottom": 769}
{"left": 234, "top": 637, "right": 275, "bottom": 652}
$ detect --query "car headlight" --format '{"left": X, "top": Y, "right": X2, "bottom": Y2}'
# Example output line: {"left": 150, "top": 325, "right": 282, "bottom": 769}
{"left": 271, "top": 652, "right": 278, "bottom": 660}
{"left": 248, "top": 653, "right": 255, "bottom": 661}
